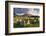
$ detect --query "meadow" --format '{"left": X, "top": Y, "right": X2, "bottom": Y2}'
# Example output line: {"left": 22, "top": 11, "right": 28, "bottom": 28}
{"left": 13, "top": 16, "right": 40, "bottom": 28}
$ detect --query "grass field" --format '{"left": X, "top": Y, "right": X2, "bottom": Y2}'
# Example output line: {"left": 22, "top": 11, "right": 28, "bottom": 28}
{"left": 13, "top": 16, "right": 40, "bottom": 28}
{"left": 14, "top": 23, "right": 39, "bottom": 28}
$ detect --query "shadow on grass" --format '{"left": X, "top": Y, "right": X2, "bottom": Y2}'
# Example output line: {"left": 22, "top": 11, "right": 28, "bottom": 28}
{"left": 14, "top": 23, "right": 39, "bottom": 28}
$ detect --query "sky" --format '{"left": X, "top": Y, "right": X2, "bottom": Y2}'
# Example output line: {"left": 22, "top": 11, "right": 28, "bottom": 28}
{"left": 14, "top": 8, "right": 40, "bottom": 16}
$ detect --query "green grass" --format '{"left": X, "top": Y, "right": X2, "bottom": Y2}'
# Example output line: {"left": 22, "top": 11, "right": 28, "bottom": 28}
{"left": 14, "top": 23, "right": 24, "bottom": 28}
{"left": 14, "top": 23, "right": 39, "bottom": 28}
{"left": 13, "top": 16, "right": 40, "bottom": 28}
{"left": 24, "top": 24, "right": 39, "bottom": 27}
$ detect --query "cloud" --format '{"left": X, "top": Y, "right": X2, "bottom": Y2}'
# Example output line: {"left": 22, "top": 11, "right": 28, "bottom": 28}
{"left": 14, "top": 8, "right": 40, "bottom": 16}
